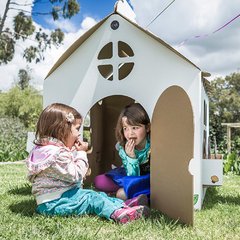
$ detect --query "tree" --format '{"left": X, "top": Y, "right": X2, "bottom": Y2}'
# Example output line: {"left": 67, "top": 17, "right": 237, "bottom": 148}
{"left": 18, "top": 67, "right": 31, "bottom": 90}
{"left": 0, "top": 0, "right": 80, "bottom": 64}
{"left": 0, "top": 85, "right": 42, "bottom": 129}
{"left": 0, "top": 28, "right": 15, "bottom": 64}
{"left": 209, "top": 72, "right": 240, "bottom": 152}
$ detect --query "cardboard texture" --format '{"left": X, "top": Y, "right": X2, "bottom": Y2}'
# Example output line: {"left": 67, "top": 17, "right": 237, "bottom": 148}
{"left": 151, "top": 86, "right": 194, "bottom": 225}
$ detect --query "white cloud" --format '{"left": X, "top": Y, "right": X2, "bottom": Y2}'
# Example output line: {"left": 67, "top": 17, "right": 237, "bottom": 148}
{"left": 81, "top": 17, "right": 98, "bottom": 30}
{"left": 46, "top": 19, "right": 77, "bottom": 33}
{"left": 130, "top": 0, "right": 240, "bottom": 79}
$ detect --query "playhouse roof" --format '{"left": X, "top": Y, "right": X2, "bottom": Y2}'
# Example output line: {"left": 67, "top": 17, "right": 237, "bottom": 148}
{"left": 45, "top": 9, "right": 203, "bottom": 79}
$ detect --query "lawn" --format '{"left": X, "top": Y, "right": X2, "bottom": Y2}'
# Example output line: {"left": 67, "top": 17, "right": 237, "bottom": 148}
{"left": 0, "top": 163, "right": 239, "bottom": 240}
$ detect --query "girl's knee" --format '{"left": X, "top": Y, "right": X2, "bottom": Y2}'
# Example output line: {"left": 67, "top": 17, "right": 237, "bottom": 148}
{"left": 94, "top": 174, "right": 119, "bottom": 192}
{"left": 94, "top": 175, "right": 103, "bottom": 189}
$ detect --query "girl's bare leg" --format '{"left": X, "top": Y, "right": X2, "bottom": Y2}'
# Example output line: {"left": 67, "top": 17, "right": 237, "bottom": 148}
{"left": 116, "top": 188, "right": 127, "bottom": 200}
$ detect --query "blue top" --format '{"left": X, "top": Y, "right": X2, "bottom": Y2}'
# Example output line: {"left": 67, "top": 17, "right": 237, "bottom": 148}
{"left": 118, "top": 138, "right": 150, "bottom": 176}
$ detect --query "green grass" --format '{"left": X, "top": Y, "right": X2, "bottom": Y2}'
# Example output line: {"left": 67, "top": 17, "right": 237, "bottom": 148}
{"left": 0, "top": 164, "right": 239, "bottom": 240}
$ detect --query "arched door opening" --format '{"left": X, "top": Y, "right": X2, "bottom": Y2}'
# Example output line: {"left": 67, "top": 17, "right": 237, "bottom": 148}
{"left": 83, "top": 95, "right": 135, "bottom": 185}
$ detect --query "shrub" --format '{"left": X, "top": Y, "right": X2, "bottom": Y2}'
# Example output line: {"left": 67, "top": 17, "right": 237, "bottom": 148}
{"left": 0, "top": 86, "right": 42, "bottom": 129}
{"left": 223, "top": 151, "right": 240, "bottom": 175}
{"left": 0, "top": 117, "right": 28, "bottom": 161}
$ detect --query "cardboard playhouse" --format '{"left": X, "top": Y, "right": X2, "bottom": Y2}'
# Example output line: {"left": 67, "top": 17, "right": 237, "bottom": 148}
{"left": 29, "top": 0, "right": 223, "bottom": 225}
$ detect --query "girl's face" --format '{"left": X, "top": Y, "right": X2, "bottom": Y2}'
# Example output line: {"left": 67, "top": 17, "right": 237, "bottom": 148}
{"left": 65, "top": 119, "right": 81, "bottom": 148}
{"left": 122, "top": 117, "right": 149, "bottom": 150}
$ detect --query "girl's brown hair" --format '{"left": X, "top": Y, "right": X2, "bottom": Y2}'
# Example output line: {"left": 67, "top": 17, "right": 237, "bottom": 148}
{"left": 35, "top": 103, "right": 82, "bottom": 145}
{"left": 115, "top": 103, "right": 150, "bottom": 146}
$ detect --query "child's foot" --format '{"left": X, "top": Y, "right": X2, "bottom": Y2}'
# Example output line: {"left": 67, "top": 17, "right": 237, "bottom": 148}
{"left": 111, "top": 205, "right": 150, "bottom": 224}
{"left": 124, "top": 194, "right": 149, "bottom": 207}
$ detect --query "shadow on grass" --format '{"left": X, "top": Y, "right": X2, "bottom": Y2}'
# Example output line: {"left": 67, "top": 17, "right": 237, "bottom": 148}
{"left": 8, "top": 183, "right": 36, "bottom": 216}
{"left": 8, "top": 183, "right": 32, "bottom": 196}
{"left": 148, "top": 209, "right": 186, "bottom": 228}
{"left": 203, "top": 187, "right": 240, "bottom": 209}
{"left": 9, "top": 199, "right": 37, "bottom": 216}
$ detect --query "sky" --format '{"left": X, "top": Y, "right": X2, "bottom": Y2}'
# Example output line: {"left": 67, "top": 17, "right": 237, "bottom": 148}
{"left": 0, "top": 0, "right": 240, "bottom": 91}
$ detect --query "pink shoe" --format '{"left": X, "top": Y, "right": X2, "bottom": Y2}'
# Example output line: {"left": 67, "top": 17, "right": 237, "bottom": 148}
{"left": 111, "top": 205, "right": 150, "bottom": 224}
{"left": 124, "top": 194, "right": 149, "bottom": 207}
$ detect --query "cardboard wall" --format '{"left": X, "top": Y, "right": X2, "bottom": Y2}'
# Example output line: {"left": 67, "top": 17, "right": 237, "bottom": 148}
{"left": 151, "top": 86, "right": 194, "bottom": 225}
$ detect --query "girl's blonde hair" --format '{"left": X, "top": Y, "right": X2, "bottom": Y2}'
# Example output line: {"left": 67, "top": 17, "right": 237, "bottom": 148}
{"left": 35, "top": 103, "right": 82, "bottom": 145}
{"left": 115, "top": 103, "right": 150, "bottom": 146}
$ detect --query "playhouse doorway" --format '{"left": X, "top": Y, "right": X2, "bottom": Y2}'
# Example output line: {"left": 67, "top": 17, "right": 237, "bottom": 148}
{"left": 151, "top": 86, "right": 194, "bottom": 225}
{"left": 84, "top": 95, "right": 135, "bottom": 184}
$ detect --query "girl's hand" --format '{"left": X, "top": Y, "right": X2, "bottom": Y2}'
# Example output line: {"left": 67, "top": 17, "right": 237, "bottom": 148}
{"left": 125, "top": 139, "right": 136, "bottom": 158}
{"left": 75, "top": 138, "right": 89, "bottom": 152}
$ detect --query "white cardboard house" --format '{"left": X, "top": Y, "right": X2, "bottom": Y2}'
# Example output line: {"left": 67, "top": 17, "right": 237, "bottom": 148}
{"left": 37, "top": 0, "right": 223, "bottom": 225}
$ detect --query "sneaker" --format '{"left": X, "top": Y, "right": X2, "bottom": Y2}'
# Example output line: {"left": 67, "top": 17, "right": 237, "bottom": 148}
{"left": 111, "top": 205, "right": 150, "bottom": 224}
{"left": 124, "top": 194, "right": 149, "bottom": 207}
